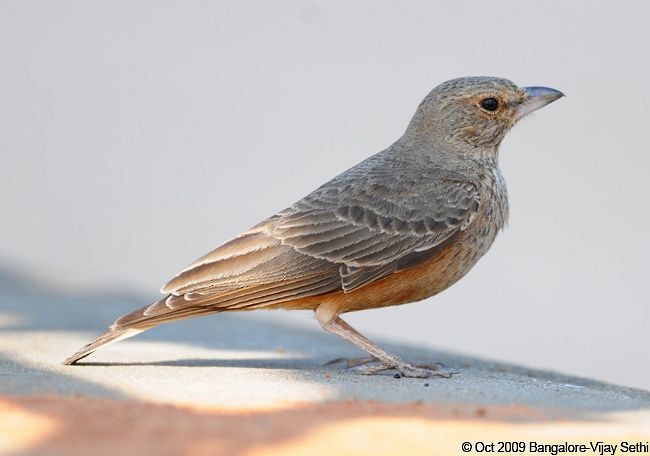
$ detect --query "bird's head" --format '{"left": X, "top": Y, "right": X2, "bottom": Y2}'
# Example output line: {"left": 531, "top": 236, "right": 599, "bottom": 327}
{"left": 405, "top": 76, "right": 564, "bottom": 155}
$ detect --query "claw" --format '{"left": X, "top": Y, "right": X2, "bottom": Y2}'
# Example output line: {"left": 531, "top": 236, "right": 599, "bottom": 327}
{"left": 326, "top": 355, "right": 458, "bottom": 378}
{"left": 354, "top": 360, "right": 458, "bottom": 379}
{"left": 415, "top": 362, "right": 458, "bottom": 378}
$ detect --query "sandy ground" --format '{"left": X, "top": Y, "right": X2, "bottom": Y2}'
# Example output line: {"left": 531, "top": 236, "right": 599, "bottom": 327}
{"left": 1, "top": 269, "right": 649, "bottom": 455}
{"left": 0, "top": 396, "right": 543, "bottom": 455}
{"left": 2, "top": 395, "right": 649, "bottom": 456}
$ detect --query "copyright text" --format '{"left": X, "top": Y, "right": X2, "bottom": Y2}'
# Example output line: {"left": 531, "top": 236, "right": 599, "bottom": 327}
{"left": 460, "top": 441, "right": 649, "bottom": 455}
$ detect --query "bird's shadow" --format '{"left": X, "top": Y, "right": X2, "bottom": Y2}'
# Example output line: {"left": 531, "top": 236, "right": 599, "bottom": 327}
{"left": 76, "top": 357, "right": 327, "bottom": 369}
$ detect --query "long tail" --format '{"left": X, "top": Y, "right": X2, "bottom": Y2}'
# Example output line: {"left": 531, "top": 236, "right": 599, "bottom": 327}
{"left": 63, "top": 295, "right": 221, "bottom": 365}
{"left": 64, "top": 262, "right": 337, "bottom": 365}
{"left": 63, "top": 327, "right": 146, "bottom": 365}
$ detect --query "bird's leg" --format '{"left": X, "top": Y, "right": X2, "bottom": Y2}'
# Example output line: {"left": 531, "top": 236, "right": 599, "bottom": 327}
{"left": 317, "top": 314, "right": 454, "bottom": 379}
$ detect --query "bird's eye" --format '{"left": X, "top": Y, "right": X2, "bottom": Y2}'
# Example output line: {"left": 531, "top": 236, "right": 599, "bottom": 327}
{"left": 479, "top": 97, "right": 499, "bottom": 112}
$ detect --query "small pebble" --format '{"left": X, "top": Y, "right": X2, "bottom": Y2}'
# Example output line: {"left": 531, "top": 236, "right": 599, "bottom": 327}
{"left": 393, "top": 373, "right": 401, "bottom": 379}
{"left": 424, "top": 383, "right": 429, "bottom": 387}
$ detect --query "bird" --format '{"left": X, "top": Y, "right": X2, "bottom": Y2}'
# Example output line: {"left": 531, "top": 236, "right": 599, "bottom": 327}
{"left": 64, "top": 76, "right": 563, "bottom": 378}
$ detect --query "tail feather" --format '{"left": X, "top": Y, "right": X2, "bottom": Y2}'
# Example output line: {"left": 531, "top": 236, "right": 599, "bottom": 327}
{"left": 64, "top": 266, "right": 336, "bottom": 365}
{"left": 63, "top": 296, "right": 211, "bottom": 365}
{"left": 63, "top": 327, "right": 145, "bottom": 365}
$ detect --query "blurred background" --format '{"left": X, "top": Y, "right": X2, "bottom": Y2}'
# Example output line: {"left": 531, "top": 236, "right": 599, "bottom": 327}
{"left": 1, "top": 1, "right": 648, "bottom": 389}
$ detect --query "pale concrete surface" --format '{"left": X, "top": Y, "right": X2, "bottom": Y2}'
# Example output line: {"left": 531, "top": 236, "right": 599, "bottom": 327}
{"left": 1, "top": 268, "right": 650, "bottom": 414}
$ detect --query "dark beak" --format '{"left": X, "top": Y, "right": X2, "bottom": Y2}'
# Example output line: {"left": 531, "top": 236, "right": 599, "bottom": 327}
{"left": 515, "top": 86, "right": 564, "bottom": 120}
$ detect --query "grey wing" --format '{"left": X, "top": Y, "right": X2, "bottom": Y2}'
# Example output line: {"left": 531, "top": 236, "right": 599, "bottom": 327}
{"left": 116, "top": 160, "right": 479, "bottom": 329}
{"left": 269, "top": 166, "right": 480, "bottom": 291}
{"left": 159, "top": 229, "right": 341, "bottom": 306}
{"left": 113, "top": 230, "right": 341, "bottom": 329}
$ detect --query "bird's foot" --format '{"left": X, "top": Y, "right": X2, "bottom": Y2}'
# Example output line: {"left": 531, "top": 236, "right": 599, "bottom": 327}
{"left": 352, "top": 359, "right": 457, "bottom": 379}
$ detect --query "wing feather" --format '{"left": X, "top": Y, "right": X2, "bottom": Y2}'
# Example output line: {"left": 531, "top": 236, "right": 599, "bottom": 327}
{"left": 135, "top": 152, "right": 482, "bottom": 328}
{"left": 268, "top": 157, "right": 481, "bottom": 290}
